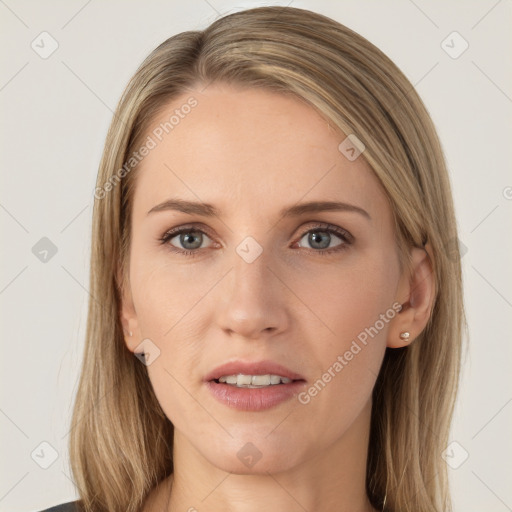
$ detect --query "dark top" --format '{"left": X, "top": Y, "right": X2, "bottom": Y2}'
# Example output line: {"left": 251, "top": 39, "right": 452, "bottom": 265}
{"left": 36, "top": 501, "right": 80, "bottom": 512}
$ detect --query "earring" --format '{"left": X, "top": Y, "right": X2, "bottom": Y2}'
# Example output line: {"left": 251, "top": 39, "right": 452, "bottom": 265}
{"left": 129, "top": 331, "right": 133, "bottom": 337}
{"left": 399, "top": 331, "right": 410, "bottom": 341}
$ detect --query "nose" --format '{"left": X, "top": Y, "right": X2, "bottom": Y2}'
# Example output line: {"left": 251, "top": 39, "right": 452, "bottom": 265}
{"left": 215, "top": 247, "right": 289, "bottom": 340}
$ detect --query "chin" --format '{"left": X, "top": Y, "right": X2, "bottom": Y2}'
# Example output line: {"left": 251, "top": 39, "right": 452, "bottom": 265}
{"left": 211, "top": 451, "right": 298, "bottom": 476}
{"left": 199, "top": 432, "right": 309, "bottom": 476}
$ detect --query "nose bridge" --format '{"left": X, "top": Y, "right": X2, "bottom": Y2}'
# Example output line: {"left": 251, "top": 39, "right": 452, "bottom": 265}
{"left": 232, "top": 240, "right": 269, "bottom": 295}
{"left": 216, "top": 238, "right": 286, "bottom": 338}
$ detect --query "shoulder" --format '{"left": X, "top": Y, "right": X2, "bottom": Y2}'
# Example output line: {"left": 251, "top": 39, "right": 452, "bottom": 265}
{"left": 36, "top": 500, "right": 80, "bottom": 512}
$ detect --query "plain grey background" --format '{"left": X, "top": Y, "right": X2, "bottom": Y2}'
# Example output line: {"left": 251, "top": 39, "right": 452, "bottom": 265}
{"left": 1, "top": 1, "right": 511, "bottom": 511}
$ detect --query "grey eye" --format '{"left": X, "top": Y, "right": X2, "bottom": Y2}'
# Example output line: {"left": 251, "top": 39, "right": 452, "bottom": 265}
{"left": 169, "top": 231, "right": 212, "bottom": 250}
{"left": 299, "top": 230, "right": 343, "bottom": 250}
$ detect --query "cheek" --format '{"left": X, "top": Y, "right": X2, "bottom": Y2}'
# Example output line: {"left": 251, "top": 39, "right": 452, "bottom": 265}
{"left": 297, "top": 251, "right": 398, "bottom": 396}
{"left": 290, "top": 251, "right": 399, "bottom": 413}
{"left": 129, "top": 246, "right": 215, "bottom": 337}
{"left": 293, "top": 249, "right": 399, "bottom": 347}
{"left": 129, "top": 260, "right": 209, "bottom": 429}
{"left": 128, "top": 251, "right": 222, "bottom": 419}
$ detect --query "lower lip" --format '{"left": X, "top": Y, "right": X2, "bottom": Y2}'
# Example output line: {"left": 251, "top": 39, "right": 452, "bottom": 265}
{"left": 205, "top": 380, "right": 306, "bottom": 411}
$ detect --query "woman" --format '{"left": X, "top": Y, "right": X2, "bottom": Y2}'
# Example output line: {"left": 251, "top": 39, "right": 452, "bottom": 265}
{"left": 39, "top": 5, "right": 466, "bottom": 512}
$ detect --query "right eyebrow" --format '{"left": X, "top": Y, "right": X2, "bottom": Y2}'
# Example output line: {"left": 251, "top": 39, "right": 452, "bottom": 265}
{"left": 147, "top": 198, "right": 219, "bottom": 217}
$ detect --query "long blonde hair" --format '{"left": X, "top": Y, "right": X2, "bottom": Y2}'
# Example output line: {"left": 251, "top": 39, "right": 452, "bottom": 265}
{"left": 69, "top": 6, "right": 466, "bottom": 511}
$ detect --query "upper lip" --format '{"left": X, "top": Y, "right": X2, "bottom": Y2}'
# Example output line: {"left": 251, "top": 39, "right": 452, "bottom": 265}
{"left": 204, "top": 360, "right": 306, "bottom": 382}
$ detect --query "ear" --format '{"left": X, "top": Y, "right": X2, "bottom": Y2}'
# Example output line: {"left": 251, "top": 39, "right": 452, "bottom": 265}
{"left": 119, "top": 272, "right": 141, "bottom": 353}
{"left": 387, "top": 242, "right": 436, "bottom": 348}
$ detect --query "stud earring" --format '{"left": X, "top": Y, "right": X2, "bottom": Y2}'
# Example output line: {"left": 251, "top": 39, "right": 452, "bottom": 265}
{"left": 399, "top": 331, "right": 410, "bottom": 341}
{"left": 129, "top": 331, "right": 133, "bottom": 337}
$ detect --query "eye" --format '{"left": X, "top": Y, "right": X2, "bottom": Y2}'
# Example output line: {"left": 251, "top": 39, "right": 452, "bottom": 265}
{"left": 295, "top": 223, "right": 353, "bottom": 255}
{"left": 159, "top": 226, "right": 214, "bottom": 255}
{"left": 159, "top": 222, "right": 353, "bottom": 257}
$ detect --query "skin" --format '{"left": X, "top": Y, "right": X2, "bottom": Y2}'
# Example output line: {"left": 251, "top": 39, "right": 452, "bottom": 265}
{"left": 121, "top": 83, "right": 435, "bottom": 512}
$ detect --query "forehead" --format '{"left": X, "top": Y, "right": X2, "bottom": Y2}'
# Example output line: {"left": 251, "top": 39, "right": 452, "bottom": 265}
{"left": 131, "top": 83, "right": 390, "bottom": 222}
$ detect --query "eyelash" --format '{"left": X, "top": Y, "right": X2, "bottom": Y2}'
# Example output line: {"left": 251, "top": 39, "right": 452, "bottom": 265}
{"left": 158, "top": 222, "right": 353, "bottom": 258}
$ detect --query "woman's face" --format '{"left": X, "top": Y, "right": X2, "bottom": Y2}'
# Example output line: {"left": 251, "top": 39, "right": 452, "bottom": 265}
{"left": 122, "top": 82, "right": 406, "bottom": 474}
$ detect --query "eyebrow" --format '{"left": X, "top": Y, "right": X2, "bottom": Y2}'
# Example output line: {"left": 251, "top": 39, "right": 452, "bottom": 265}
{"left": 147, "top": 198, "right": 371, "bottom": 221}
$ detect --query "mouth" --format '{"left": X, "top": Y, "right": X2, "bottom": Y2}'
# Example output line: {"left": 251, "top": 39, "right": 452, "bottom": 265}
{"left": 204, "top": 360, "right": 307, "bottom": 411}
{"left": 204, "top": 359, "right": 306, "bottom": 385}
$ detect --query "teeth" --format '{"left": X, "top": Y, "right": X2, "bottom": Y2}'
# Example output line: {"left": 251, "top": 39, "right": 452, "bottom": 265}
{"left": 217, "top": 374, "right": 293, "bottom": 387}
{"left": 269, "top": 375, "right": 281, "bottom": 384}
{"left": 238, "top": 374, "right": 253, "bottom": 385}
{"left": 251, "top": 375, "right": 271, "bottom": 385}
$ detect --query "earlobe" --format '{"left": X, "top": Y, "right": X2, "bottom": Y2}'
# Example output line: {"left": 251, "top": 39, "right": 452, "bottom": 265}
{"left": 388, "top": 242, "right": 436, "bottom": 348}
{"left": 399, "top": 331, "right": 410, "bottom": 342}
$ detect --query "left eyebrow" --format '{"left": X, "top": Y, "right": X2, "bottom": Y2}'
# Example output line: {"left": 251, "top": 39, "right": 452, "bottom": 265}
{"left": 147, "top": 198, "right": 371, "bottom": 221}
{"left": 279, "top": 200, "right": 371, "bottom": 221}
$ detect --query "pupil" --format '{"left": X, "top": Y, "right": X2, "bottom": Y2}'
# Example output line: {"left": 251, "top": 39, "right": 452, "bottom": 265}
{"left": 181, "top": 232, "right": 201, "bottom": 249}
{"left": 310, "top": 231, "right": 330, "bottom": 249}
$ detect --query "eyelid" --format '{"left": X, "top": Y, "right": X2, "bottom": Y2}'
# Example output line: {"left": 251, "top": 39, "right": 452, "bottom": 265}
{"left": 301, "top": 221, "right": 354, "bottom": 243}
{"left": 161, "top": 222, "right": 215, "bottom": 238}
